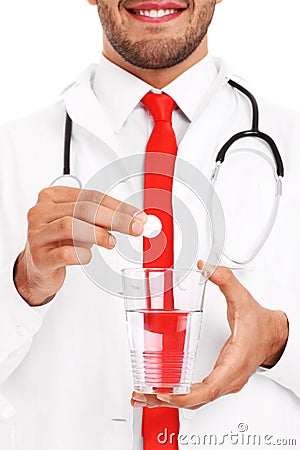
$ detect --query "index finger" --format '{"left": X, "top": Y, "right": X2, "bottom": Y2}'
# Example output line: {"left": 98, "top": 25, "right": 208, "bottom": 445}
{"left": 38, "top": 187, "right": 145, "bottom": 219}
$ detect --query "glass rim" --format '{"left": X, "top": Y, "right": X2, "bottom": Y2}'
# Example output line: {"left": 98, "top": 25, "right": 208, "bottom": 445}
{"left": 121, "top": 268, "right": 208, "bottom": 275}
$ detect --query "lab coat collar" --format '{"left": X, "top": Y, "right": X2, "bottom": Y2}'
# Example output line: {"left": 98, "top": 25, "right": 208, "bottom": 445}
{"left": 62, "top": 63, "right": 119, "bottom": 151}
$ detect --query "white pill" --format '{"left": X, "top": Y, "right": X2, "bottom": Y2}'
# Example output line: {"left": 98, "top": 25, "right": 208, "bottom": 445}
{"left": 143, "top": 215, "right": 162, "bottom": 238}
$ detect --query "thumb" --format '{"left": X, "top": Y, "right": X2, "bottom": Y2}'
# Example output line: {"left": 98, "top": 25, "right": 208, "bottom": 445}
{"left": 197, "top": 260, "right": 248, "bottom": 304}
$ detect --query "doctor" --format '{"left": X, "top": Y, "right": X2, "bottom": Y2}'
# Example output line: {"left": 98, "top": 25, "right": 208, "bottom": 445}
{"left": 0, "top": 0, "right": 300, "bottom": 449}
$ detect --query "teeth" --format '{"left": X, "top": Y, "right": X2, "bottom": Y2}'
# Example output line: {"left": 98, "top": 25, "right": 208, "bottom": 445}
{"left": 136, "top": 8, "right": 177, "bottom": 17}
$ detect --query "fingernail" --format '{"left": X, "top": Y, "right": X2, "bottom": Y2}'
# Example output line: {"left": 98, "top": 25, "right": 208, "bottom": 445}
{"left": 157, "top": 394, "right": 171, "bottom": 403}
{"left": 131, "top": 220, "right": 144, "bottom": 236}
{"left": 132, "top": 392, "right": 147, "bottom": 403}
{"left": 133, "top": 401, "right": 148, "bottom": 408}
{"left": 132, "top": 393, "right": 147, "bottom": 402}
{"left": 108, "top": 234, "right": 116, "bottom": 247}
{"left": 133, "top": 211, "right": 147, "bottom": 224}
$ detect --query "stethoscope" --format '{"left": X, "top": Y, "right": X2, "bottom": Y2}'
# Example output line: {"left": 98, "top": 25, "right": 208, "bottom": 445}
{"left": 51, "top": 79, "right": 284, "bottom": 267}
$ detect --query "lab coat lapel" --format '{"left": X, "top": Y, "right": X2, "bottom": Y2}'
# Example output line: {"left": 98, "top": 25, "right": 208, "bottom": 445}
{"left": 62, "top": 64, "right": 119, "bottom": 153}
{"left": 172, "top": 101, "right": 230, "bottom": 270}
{"left": 175, "top": 57, "right": 233, "bottom": 178}
{"left": 172, "top": 73, "right": 267, "bottom": 270}
{"left": 174, "top": 79, "right": 234, "bottom": 197}
{"left": 62, "top": 64, "right": 142, "bottom": 197}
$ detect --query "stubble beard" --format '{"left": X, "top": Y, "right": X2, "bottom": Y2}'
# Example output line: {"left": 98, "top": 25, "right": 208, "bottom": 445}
{"left": 97, "top": 0, "right": 216, "bottom": 70}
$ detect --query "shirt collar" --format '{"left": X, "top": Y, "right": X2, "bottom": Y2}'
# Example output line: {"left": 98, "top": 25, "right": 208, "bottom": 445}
{"left": 92, "top": 53, "right": 219, "bottom": 132}
{"left": 163, "top": 55, "right": 218, "bottom": 121}
{"left": 92, "top": 55, "right": 152, "bottom": 133}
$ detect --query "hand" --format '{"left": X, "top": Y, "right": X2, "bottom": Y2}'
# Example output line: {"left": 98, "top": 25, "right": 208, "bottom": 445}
{"left": 131, "top": 262, "right": 289, "bottom": 410}
{"left": 14, "top": 186, "right": 146, "bottom": 306}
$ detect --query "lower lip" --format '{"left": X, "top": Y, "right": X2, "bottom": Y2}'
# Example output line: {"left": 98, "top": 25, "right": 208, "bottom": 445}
{"left": 125, "top": 9, "right": 185, "bottom": 23}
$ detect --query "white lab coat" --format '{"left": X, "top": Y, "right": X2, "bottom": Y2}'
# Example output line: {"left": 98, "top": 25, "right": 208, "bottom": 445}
{"left": 0, "top": 58, "right": 300, "bottom": 450}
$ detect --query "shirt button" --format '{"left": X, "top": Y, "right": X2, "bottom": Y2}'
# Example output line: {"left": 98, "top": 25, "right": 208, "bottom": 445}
{"left": 16, "top": 325, "right": 28, "bottom": 337}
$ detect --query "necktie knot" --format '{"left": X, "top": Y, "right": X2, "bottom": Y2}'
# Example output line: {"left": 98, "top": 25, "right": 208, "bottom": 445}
{"left": 141, "top": 92, "right": 176, "bottom": 123}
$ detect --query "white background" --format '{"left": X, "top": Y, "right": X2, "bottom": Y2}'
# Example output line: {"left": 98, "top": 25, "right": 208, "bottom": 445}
{"left": 0, "top": 0, "right": 299, "bottom": 123}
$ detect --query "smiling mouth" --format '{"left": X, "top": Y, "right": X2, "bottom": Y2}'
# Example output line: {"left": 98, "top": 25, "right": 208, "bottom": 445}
{"left": 124, "top": 2, "right": 187, "bottom": 21}
{"left": 128, "top": 8, "right": 184, "bottom": 17}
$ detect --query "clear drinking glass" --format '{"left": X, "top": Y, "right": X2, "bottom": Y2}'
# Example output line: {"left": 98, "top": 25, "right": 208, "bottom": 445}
{"left": 121, "top": 268, "right": 207, "bottom": 394}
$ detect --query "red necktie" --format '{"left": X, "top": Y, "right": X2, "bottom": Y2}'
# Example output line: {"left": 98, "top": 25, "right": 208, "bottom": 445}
{"left": 141, "top": 92, "right": 180, "bottom": 450}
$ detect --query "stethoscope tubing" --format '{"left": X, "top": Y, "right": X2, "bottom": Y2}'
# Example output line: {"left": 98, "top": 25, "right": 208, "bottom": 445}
{"left": 217, "top": 80, "right": 284, "bottom": 178}
{"left": 64, "top": 112, "right": 73, "bottom": 176}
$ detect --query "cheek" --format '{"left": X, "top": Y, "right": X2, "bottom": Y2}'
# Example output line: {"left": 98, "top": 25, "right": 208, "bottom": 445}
{"left": 99, "top": 0, "right": 125, "bottom": 27}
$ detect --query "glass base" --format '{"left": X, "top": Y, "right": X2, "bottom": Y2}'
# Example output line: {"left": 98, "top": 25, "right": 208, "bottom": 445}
{"left": 134, "top": 384, "right": 191, "bottom": 394}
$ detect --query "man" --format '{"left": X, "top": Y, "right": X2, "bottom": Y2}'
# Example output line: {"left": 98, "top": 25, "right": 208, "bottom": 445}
{"left": 0, "top": 0, "right": 299, "bottom": 449}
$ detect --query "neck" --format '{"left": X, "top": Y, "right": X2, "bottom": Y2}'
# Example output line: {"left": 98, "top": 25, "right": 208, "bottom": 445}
{"left": 102, "top": 37, "right": 209, "bottom": 89}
